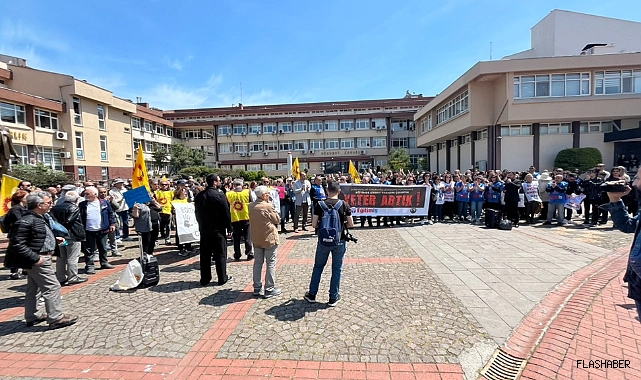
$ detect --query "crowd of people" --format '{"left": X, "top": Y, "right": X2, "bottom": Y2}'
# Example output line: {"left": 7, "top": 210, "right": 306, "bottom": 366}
{"left": 3, "top": 161, "right": 640, "bottom": 329}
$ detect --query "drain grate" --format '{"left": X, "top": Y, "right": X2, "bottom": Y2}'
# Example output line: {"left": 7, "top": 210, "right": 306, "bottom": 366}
{"left": 480, "top": 349, "right": 527, "bottom": 380}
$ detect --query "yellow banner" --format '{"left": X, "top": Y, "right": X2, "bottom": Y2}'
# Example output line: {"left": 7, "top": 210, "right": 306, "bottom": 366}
{"left": 292, "top": 157, "right": 301, "bottom": 180}
{"left": 132, "top": 143, "right": 150, "bottom": 190}
{"left": 1, "top": 175, "right": 21, "bottom": 216}
{"left": 349, "top": 160, "right": 361, "bottom": 183}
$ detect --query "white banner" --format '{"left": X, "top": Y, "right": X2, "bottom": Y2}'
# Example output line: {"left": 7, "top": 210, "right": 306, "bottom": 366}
{"left": 172, "top": 202, "right": 200, "bottom": 244}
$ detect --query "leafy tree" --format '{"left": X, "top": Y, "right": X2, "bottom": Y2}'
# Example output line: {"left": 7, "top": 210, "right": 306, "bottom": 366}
{"left": 554, "top": 148, "right": 603, "bottom": 172}
{"left": 169, "top": 144, "right": 206, "bottom": 174}
{"left": 9, "top": 163, "right": 72, "bottom": 188}
{"left": 191, "top": 149, "right": 206, "bottom": 167}
{"left": 151, "top": 147, "right": 169, "bottom": 172}
{"left": 417, "top": 157, "right": 429, "bottom": 171}
{"left": 178, "top": 166, "right": 216, "bottom": 178}
{"left": 388, "top": 148, "right": 411, "bottom": 171}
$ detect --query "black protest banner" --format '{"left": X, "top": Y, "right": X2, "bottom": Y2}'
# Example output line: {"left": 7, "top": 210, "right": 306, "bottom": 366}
{"left": 339, "top": 184, "right": 430, "bottom": 216}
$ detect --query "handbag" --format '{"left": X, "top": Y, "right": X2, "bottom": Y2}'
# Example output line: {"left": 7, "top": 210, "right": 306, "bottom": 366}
{"left": 498, "top": 219, "right": 513, "bottom": 231}
{"left": 46, "top": 214, "right": 69, "bottom": 237}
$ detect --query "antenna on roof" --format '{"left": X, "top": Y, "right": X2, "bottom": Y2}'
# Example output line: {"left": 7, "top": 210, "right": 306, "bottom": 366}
{"left": 490, "top": 42, "right": 492, "bottom": 60}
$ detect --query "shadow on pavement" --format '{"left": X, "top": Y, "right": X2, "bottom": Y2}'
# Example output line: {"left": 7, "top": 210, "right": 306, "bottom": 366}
{"left": 161, "top": 264, "right": 194, "bottom": 273}
{"left": 148, "top": 280, "right": 200, "bottom": 293}
{"left": 264, "top": 298, "right": 328, "bottom": 321}
{"left": 0, "top": 295, "right": 25, "bottom": 310}
{"left": 616, "top": 303, "right": 637, "bottom": 310}
{"left": 199, "top": 289, "right": 250, "bottom": 307}
{"left": 0, "top": 320, "right": 35, "bottom": 337}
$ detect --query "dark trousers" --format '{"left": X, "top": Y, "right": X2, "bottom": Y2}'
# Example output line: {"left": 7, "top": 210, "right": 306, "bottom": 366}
{"left": 159, "top": 213, "right": 171, "bottom": 239}
{"left": 199, "top": 231, "right": 227, "bottom": 286}
{"left": 525, "top": 201, "right": 539, "bottom": 223}
{"left": 583, "top": 201, "right": 599, "bottom": 224}
{"left": 360, "top": 216, "right": 373, "bottom": 227}
{"left": 505, "top": 201, "right": 520, "bottom": 225}
{"left": 232, "top": 220, "right": 252, "bottom": 259}
{"left": 540, "top": 201, "right": 549, "bottom": 220}
{"left": 84, "top": 230, "right": 109, "bottom": 268}
{"left": 294, "top": 204, "right": 309, "bottom": 230}
{"left": 140, "top": 223, "right": 160, "bottom": 255}
{"left": 117, "top": 210, "right": 130, "bottom": 239}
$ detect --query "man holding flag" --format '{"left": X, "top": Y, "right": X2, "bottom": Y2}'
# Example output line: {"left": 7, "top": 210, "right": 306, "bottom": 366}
{"left": 349, "top": 160, "right": 361, "bottom": 184}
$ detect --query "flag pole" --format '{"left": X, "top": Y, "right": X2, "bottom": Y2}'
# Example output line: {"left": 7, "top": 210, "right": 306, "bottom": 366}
{"left": 287, "top": 151, "right": 293, "bottom": 177}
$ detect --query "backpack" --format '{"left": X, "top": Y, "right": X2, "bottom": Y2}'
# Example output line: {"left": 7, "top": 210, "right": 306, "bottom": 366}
{"left": 318, "top": 200, "right": 343, "bottom": 247}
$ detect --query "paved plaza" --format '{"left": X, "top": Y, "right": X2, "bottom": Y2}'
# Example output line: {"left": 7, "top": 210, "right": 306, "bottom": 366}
{"left": 0, "top": 219, "right": 636, "bottom": 379}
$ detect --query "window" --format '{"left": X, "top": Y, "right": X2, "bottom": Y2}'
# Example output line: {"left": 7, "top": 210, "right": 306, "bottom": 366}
{"left": 436, "top": 90, "right": 468, "bottom": 124}
{"left": 202, "top": 129, "right": 214, "bottom": 139}
{"left": 371, "top": 118, "right": 387, "bottom": 129}
{"left": 324, "top": 120, "right": 338, "bottom": 131}
{"left": 218, "top": 143, "right": 233, "bottom": 154}
{"left": 326, "top": 139, "right": 339, "bottom": 149}
{"left": 0, "top": 102, "right": 26, "bottom": 124}
{"left": 410, "top": 154, "right": 427, "bottom": 167}
{"left": 145, "top": 140, "right": 155, "bottom": 152}
{"left": 372, "top": 137, "right": 386, "bottom": 148}
{"left": 234, "top": 143, "right": 247, "bottom": 153}
{"left": 100, "top": 136, "right": 108, "bottom": 161}
{"left": 294, "top": 141, "right": 307, "bottom": 151}
{"left": 409, "top": 137, "right": 417, "bottom": 148}
{"left": 78, "top": 166, "right": 86, "bottom": 181}
{"left": 500, "top": 125, "right": 532, "bottom": 136}
{"left": 166, "top": 128, "right": 173, "bottom": 137}
{"left": 233, "top": 124, "right": 247, "bottom": 135}
{"left": 278, "top": 163, "right": 289, "bottom": 170}
{"left": 250, "top": 142, "right": 263, "bottom": 152}
{"left": 341, "top": 138, "right": 354, "bottom": 149}
{"left": 539, "top": 123, "right": 571, "bottom": 135}
{"left": 248, "top": 124, "right": 262, "bottom": 134}
{"left": 247, "top": 164, "right": 261, "bottom": 171}
{"left": 97, "top": 105, "right": 106, "bottom": 130}
{"left": 131, "top": 117, "right": 141, "bottom": 130}
{"left": 218, "top": 125, "right": 231, "bottom": 136}
{"left": 579, "top": 121, "right": 614, "bottom": 133}
{"left": 420, "top": 118, "right": 428, "bottom": 133}
{"left": 309, "top": 121, "right": 323, "bottom": 132}
{"left": 264, "top": 142, "right": 278, "bottom": 151}
{"left": 75, "top": 132, "right": 84, "bottom": 159}
{"left": 144, "top": 120, "right": 153, "bottom": 132}
{"left": 35, "top": 109, "right": 58, "bottom": 130}
{"left": 463, "top": 134, "right": 471, "bottom": 144}
{"left": 374, "top": 159, "right": 387, "bottom": 168}
{"left": 340, "top": 120, "right": 354, "bottom": 130}
{"left": 278, "top": 122, "right": 292, "bottom": 133}
{"left": 133, "top": 139, "right": 142, "bottom": 151}
{"left": 391, "top": 120, "right": 407, "bottom": 131}
{"left": 262, "top": 164, "right": 276, "bottom": 171}
{"left": 101, "top": 167, "right": 109, "bottom": 181}
{"left": 427, "top": 115, "right": 432, "bottom": 131}
{"left": 73, "top": 97, "right": 82, "bottom": 125}
{"left": 477, "top": 129, "right": 488, "bottom": 140}
{"left": 514, "top": 73, "right": 590, "bottom": 98}
{"left": 355, "top": 119, "right": 369, "bottom": 130}
{"left": 220, "top": 165, "right": 231, "bottom": 170}
{"left": 279, "top": 141, "right": 293, "bottom": 151}
{"left": 155, "top": 123, "right": 164, "bottom": 135}
{"left": 37, "top": 147, "right": 63, "bottom": 171}
{"left": 184, "top": 130, "right": 202, "bottom": 139}
{"left": 294, "top": 121, "right": 307, "bottom": 132}
{"left": 595, "top": 70, "right": 641, "bottom": 95}
{"left": 391, "top": 138, "right": 408, "bottom": 148}
{"left": 13, "top": 145, "right": 28, "bottom": 166}
{"left": 357, "top": 137, "right": 370, "bottom": 148}
{"left": 309, "top": 140, "right": 323, "bottom": 150}
{"left": 263, "top": 123, "right": 276, "bottom": 134}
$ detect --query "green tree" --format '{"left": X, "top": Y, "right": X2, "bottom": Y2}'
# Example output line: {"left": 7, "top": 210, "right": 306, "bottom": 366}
{"left": 169, "top": 144, "right": 206, "bottom": 174}
{"left": 388, "top": 148, "right": 411, "bottom": 171}
{"left": 151, "top": 147, "right": 169, "bottom": 172}
{"left": 9, "top": 163, "right": 72, "bottom": 188}
{"left": 417, "top": 157, "right": 429, "bottom": 171}
{"left": 554, "top": 148, "right": 603, "bottom": 172}
{"left": 191, "top": 148, "right": 206, "bottom": 167}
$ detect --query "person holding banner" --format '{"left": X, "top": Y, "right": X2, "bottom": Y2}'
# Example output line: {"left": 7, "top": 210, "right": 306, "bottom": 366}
{"left": 521, "top": 174, "right": 541, "bottom": 225}
{"left": 172, "top": 187, "right": 193, "bottom": 257}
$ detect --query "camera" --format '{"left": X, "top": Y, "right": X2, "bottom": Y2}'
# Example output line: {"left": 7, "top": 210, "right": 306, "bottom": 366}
{"left": 344, "top": 229, "right": 358, "bottom": 243}
{"left": 601, "top": 181, "right": 627, "bottom": 193}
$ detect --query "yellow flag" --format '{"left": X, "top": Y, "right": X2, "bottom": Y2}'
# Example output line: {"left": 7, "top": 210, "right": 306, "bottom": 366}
{"left": 349, "top": 160, "right": 361, "bottom": 184}
{"left": 1, "top": 174, "right": 21, "bottom": 216}
{"left": 292, "top": 157, "right": 301, "bottom": 180}
{"left": 132, "top": 143, "right": 150, "bottom": 190}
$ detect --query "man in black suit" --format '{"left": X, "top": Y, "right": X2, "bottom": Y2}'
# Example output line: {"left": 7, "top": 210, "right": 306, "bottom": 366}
{"left": 194, "top": 174, "right": 233, "bottom": 286}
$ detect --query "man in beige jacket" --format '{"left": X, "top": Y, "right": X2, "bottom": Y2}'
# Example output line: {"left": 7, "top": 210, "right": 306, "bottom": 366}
{"left": 249, "top": 186, "right": 281, "bottom": 298}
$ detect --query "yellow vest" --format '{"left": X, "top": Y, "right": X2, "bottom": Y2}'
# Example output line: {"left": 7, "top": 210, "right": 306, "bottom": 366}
{"left": 227, "top": 189, "right": 250, "bottom": 222}
{"left": 155, "top": 190, "right": 175, "bottom": 214}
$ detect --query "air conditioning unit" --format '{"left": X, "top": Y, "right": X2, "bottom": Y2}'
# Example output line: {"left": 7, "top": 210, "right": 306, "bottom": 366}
{"left": 257, "top": 131, "right": 261, "bottom": 135}
{"left": 263, "top": 152, "right": 269, "bottom": 156}
{"left": 55, "top": 131, "right": 68, "bottom": 140}
{"left": 125, "top": 154, "right": 132, "bottom": 160}
{"left": 278, "top": 129, "right": 284, "bottom": 134}
{"left": 241, "top": 132, "right": 246, "bottom": 136}
{"left": 271, "top": 131, "right": 276, "bottom": 135}
{"left": 309, "top": 150, "right": 315, "bottom": 154}
{"left": 58, "top": 151, "right": 72, "bottom": 159}
{"left": 226, "top": 133, "right": 231, "bottom": 137}
{"left": 370, "top": 125, "right": 377, "bottom": 129}
{"left": 376, "top": 126, "right": 383, "bottom": 130}
{"left": 239, "top": 152, "right": 246, "bottom": 157}
{"left": 360, "top": 150, "right": 367, "bottom": 155}
{"left": 247, "top": 152, "right": 252, "bottom": 157}
{"left": 302, "top": 150, "right": 308, "bottom": 155}
{"left": 316, "top": 130, "right": 321, "bottom": 134}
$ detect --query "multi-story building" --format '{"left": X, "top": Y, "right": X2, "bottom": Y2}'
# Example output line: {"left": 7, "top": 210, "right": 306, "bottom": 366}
{"left": 414, "top": 10, "right": 641, "bottom": 173}
{"left": 164, "top": 96, "right": 431, "bottom": 176}
{"left": 132, "top": 103, "right": 174, "bottom": 175}
{"left": 0, "top": 55, "right": 136, "bottom": 181}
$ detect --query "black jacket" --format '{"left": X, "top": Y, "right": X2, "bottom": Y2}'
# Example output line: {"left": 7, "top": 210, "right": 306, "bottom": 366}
{"left": 51, "top": 201, "right": 86, "bottom": 242}
{"left": 3, "top": 204, "right": 26, "bottom": 237}
{"left": 3, "top": 211, "right": 54, "bottom": 270}
{"left": 194, "top": 187, "right": 232, "bottom": 233}
{"left": 504, "top": 180, "right": 522, "bottom": 203}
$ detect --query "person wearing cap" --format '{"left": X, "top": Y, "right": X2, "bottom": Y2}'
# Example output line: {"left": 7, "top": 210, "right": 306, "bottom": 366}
{"left": 176, "top": 179, "right": 194, "bottom": 202}
{"left": 226, "top": 178, "right": 255, "bottom": 261}
{"left": 249, "top": 185, "right": 281, "bottom": 298}
{"left": 155, "top": 180, "right": 175, "bottom": 245}
{"left": 109, "top": 179, "right": 132, "bottom": 242}
{"left": 56, "top": 184, "right": 77, "bottom": 206}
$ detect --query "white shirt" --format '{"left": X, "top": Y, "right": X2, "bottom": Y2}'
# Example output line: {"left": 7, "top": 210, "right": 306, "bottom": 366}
{"left": 86, "top": 200, "right": 102, "bottom": 231}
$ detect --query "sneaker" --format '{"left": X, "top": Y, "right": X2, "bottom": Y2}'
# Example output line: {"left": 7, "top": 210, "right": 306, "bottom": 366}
{"left": 111, "top": 251, "right": 122, "bottom": 257}
{"left": 327, "top": 294, "right": 341, "bottom": 307}
{"left": 154, "top": 241, "right": 159, "bottom": 248}
{"left": 165, "top": 238, "right": 171, "bottom": 245}
{"left": 48, "top": 315, "right": 78, "bottom": 330}
{"left": 304, "top": 292, "right": 317, "bottom": 303}
{"left": 99, "top": 263, "right": 115, "bottom": 269}
{"left": 247, "top": 254, "right": 254, "bottom": 261}
{"left": 65, "top": 277, "right": 88, "bottom": 286}
{"left": 263, "top": 288, "right": 282, "bottom": 299}
{"left": 542, "top": 221, "right": 552, "bottom": 225}
{"left": 85, "top": 267, "right": 96, "bottom": 275}
{"left": 9, "top": 272, "right": 25, "bottom": 280}
{"left": 178, "top": 249, "right": 188, "bottom": 257}
{"left": 116, "top": 238, "right": 123, "bottom": 244}
{"left": 26, "top": 314, "right": 47, "bottom": 327}
{"left": 253, "top": 290, "right": 262, "bottom": 297}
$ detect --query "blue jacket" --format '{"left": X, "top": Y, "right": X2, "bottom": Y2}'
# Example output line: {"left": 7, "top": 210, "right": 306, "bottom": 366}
{"left": 546, "top": 181, "right": 568, "bottom": 204}
{"left": 486, "top": 181, "right": 503, "bottom": 203}
{"left": 79, "top": 198, "right": 116, "bottom": 233}
{"left": 609, "top": 201, "right": 641, "bottom": 301}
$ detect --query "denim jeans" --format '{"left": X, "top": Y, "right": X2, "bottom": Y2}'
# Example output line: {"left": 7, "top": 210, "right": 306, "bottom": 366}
{"left": 117, "top": 210, "right": 130, "bottom": 239}
{"left": 279, "top": 203, "right": 288, "bottom": 229}
{"left": 433, "top": 204, "right": 444, "bottom": 221}
{"left": 470, "top": 201, "right": 484, "bottom": 221}
{"left": 547, "top": 203, "right": 565, "bottom": 223}
{"left": 309, "top": 241, "right": 346, "bottom": 300}
{"left": 457, "top": 202, "right": 469, "bottom": 219}
{"left": 253, "top": 245, "right": 278, "bottom": 293}
{"left": 635, "top": 300, "right": 641, "bottom": 323}
{"left": 84, "top": 230, "right": 109, "bottom": 268}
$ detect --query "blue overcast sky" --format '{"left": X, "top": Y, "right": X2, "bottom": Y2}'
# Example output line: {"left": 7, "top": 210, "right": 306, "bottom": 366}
{"left": 2, "top": 1, "right": 640, "bottom": 110}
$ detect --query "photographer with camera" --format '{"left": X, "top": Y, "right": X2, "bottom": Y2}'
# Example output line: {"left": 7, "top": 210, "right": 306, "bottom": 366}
{"left": 303, "top": 180, "right": 354, "bottom": 307}
{"left": 606, "top": 167, "right": 641, "bottom": 322}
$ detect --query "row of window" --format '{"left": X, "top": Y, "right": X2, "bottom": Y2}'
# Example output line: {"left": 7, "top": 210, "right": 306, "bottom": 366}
{"left": 500, "top": 121, "right": 613, "bottom": 136}
{"left": 219, "top": 137, "right": 389, "bottom": 154}
{"left": 133, "top": 139, "right": 171, "bottom": 153}
{"left": 131, "top": 117, "right": 174, "bottom": 136}
{"left": 215, "top": 118, "right": 389, "bottom": 136}
{"left": 436, "top": 90, "right": 468, "bottom": 125}
{"left": 514, "top": 70, "right": 641, "bottom": 99}
{"left": 74, "top": 132, "right": 108, "bottom": 161}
